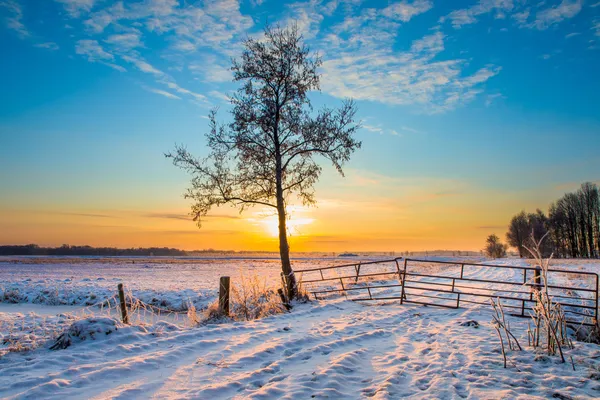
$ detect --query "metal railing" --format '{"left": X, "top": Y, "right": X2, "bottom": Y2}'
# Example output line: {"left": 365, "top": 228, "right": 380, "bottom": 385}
{"left": 296, "top": 258, "right": 599, "bottom": 326}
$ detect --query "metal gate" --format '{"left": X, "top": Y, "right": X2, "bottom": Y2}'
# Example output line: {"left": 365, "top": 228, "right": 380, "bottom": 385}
{"left": 296, "top": 258, "right": 599, "bottom": 326}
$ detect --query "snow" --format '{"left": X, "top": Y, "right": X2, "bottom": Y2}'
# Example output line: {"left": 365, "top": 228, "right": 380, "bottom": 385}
{"left": 1, "top": 256, "right": 600, "bottom": 399}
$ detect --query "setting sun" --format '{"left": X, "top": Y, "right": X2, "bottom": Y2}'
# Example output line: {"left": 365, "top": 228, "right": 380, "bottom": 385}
{"left": 262, "top": 216, "right": 316, "bottom": 238}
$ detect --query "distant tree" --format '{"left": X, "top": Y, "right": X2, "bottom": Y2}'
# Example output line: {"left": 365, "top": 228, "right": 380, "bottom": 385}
{"left": 484, "top": 234, "right": 507, "bottom": 259}
{"left": 528, "top": 209, "right": 553, "bottom": 257}
{"left": 166, "top": 25, "right": 361, "bottom": 299}
{"left": 506, "top": 209, "right": 552, "bottom": 258}
{"left": 546, "top": 182, "right": 600, "bottom": 258}
{"left": 506, "top": 211, "right": 529, "bottom": 257}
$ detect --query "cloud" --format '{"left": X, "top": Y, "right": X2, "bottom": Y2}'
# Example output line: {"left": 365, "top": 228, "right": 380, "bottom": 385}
{"left": 381, "top": 0, "right": 433, "bottom": 22}
{"left": 209, "top": 90, "right": 230, "bottom": 102}
{"left": 122, "top": 54, "right": 164, "bottom": 77}
{"left": 34, "top": 42, "right": 60, "bottom": 51}
{"left": 1, "top": 0, "right": 30, "bottom": 38}
{"left": 593, "top": 18, "right": 600, "bottom": 37}
{"left": 144, "top": 212, "right": 241, "bottom": 220}
{"left": 442, "top": 0, "right": 583, "bottom": 31}
{"left": 485, "top": 93, "right": 505, "bottom": 106}
{"left": 27, "top": 210, "right": 115, "bottom": 218}
{"left": 188, "top": 55, "right": 232, "bottom": 83}
{"left": 321, "top": 31, "right": 501, "bottom": 112}
{"left": 75, "top": 39, "right": 114, "bottom": 62}
{"left": 105, "top": 30, "right": 143, "bottom": 51}
{"left": 121, "top": 54, "right": 207, "bottom": 102}
{"left": 282, "top": 0, "right": 326, "bottom": 39}
{"left": 441, "top": 0, "right": 515, "bottom": 29}
{"left": 55, "top": 0, "right": 97, "bottom": 18}
{"left": 400, "top": 126, "right": 421, "bottom": 134}
{"left": 362, "top": 124, "right": 384, "bottom": 134}
{"left": 530, "top": 0, "right": 583, "bottom": 30}
{"left": 83, "top": 0, "right": 252, "bottom": 56}
{"left": 565, "top": 32, "right": 581, "bottom": 38}
{"left": 142, "top": 86, "right": 181, "bottom": 100}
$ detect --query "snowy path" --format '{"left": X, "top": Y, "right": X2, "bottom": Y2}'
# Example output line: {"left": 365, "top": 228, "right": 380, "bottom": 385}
{"left": 2, "top": 297, "right": 599, "bottom": 399}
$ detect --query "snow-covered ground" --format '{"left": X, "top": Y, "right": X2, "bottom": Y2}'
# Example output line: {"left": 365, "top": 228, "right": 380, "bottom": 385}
{"left": 1, "top": 256, "right": 600, "bottom": 399}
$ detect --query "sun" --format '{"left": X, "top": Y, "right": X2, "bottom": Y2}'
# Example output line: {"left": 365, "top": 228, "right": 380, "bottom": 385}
{"left": 262, "top": 216, "right": 315, "bottom": 237}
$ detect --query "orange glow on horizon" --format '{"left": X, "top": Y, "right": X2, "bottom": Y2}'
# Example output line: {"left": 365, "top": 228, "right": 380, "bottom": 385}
{"left": 0, "top": 171, "right": 575, "bottom": 253}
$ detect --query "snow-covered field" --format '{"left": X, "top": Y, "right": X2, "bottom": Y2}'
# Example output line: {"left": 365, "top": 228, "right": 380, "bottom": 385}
{"left": 1, "top": 256, "right": 600, "bottom": 399}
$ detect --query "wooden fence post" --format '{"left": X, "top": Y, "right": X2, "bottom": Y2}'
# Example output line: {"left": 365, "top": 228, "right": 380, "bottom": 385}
{"left": 534, "top": 266, "right": 542, "bottom": 290}
{"left": 219, "top": 276, "right": 230, "bottom": 316}
{"left": 117, "top": 283, "right": 129, "bottom": 324}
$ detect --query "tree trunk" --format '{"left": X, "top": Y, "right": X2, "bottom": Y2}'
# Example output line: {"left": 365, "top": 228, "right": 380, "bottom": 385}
{"left": 277, "top": 201, "right": 297, "bottom": 299}
{"left": 274, "top": 123, "right": 297, "bottom": 300}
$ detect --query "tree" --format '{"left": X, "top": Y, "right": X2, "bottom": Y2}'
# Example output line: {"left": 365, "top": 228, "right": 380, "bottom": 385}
{"left": 506, "top": 211, "right": 529, "bottom": 257}
{"left": 166, "top": 25, "right": 361, "bottom": 299}
{"left": 485, "top": 234, "right": 507, "bottom": 259}
{"left": 506, "top": 209, "right": 552, "bottom": 257}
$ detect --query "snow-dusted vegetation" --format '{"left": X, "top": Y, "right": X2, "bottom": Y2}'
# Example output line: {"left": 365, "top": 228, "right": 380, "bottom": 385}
{"left": 1, "top": 256, "right": 600, "bottom": 398}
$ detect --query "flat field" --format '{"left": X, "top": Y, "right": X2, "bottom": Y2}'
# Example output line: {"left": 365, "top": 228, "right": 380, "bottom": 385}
{"left": 1, "top": 256, "right": 599, "bottom": 399}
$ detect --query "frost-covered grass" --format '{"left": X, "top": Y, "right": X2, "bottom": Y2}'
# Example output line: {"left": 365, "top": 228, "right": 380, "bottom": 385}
{"left": 1, "top": 256, "right": 600, "bottom": 399}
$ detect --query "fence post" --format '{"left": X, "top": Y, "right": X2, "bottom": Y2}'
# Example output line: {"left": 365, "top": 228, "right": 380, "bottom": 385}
{"left": 534, "top": 266, "right": 541, "bottom": 291}
{"left": 219, "top": 276, "right": 230, "bottom": 316}
{"left": 117, "top": 283, "right": 129, "bottom": 324}
{"left": 400, "top": 258, "right": 408, "bottom": 304}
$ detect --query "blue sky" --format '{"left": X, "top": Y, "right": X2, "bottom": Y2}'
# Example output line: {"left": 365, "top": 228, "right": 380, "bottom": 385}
{"left": 0, "top": 0, "right": 599, "bottom": 251}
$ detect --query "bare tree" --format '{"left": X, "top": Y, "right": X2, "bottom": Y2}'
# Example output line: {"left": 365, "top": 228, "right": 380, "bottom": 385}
{"left": 547, "top": 182, "right": 600, "bottom": 258}
{"left": 166, "top": 25, "right": 361, "bottom": 299}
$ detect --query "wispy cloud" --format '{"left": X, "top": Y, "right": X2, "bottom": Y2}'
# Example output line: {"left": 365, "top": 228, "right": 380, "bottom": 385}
{"left": 529, "top": 0, "right": 583, "bottom": 30}
{"left": 142, "top": 86, "right": 181, "bottom": 100}
{"left": 485, "top": 93, "right": 505, "bottom": 106}
{"left": 34, "top": 42, "right": 60, "bottom": 51}
{"left": 144, "top": 212, "right": 241, "bottom": 220}
{"left": 189, "top": 56, "right": 232, "bottom": 83}
{"left": 1, "top": 0, "right": 30, "bottom": 38}
{"left": 105, "top": 30, "right": 142, "bottom": 51}
{"left": 400, "top": 126, "right": 421, "bottom": 134}
{"left": 122, "top": 54, "right": 164, "bottom": 77}
{"left": 441, "top": 0, "right": 515, "bottom": 29}
{"left": 321, "top": 31, "right": 501, "bottom": 112}
{"left": 55, "top": 0, "right": 97, "bottom": 18}
{"left": 209, "top": 90, "right": 230, "bottom": 102}
{"left": 75, "top": 39, "right": 114, "bottom": 61}
{"left": 593, "top": 18, "right": 600, "bottom": 37}
{"left": 442, "top": 0, "right": 583, "bottom": 32}
{"left": 75, "top": 39, "right": 127, "bottom": 71}
{"left": 28, "top": 210, "right": 115, "bottom": 218}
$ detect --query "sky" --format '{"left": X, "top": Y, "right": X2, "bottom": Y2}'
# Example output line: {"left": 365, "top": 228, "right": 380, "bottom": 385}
{"left": 0, "top": 0, "right": 599, "bottom": 252}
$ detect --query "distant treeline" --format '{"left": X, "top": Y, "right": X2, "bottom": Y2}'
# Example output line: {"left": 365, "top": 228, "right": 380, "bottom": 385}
{"left": 0, "top": 244, "right": 187, "bottom": 256}
{"left": 507, "top": 182, "right": 600, "bottom": 258}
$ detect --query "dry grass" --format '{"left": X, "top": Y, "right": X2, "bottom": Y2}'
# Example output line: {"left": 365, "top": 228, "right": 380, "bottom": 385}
{"left": 524, "top": 235, "right": 575, "bottom": 363}
{"left": 230, "top": 272, "right": 287, "bottom": 321}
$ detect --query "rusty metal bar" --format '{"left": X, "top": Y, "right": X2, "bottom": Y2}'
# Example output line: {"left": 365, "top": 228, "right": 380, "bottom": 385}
{"left": 296, "top": 258, "right": 403, "bottom": 273}
{"left": 300, "top": 257, "right": 599, "bottom": 325}
{"left": 400, "top": 258, "right": 408, "bottom": 304}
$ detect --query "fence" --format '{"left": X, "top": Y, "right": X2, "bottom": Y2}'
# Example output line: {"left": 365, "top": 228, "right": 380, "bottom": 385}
{"left": 296, "top": 258, "right": 599, "bottom": 326}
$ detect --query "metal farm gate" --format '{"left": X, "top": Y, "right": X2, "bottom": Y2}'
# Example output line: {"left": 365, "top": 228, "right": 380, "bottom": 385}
{"left": 296, "top": 258, "right": 599, "bottom": 326}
